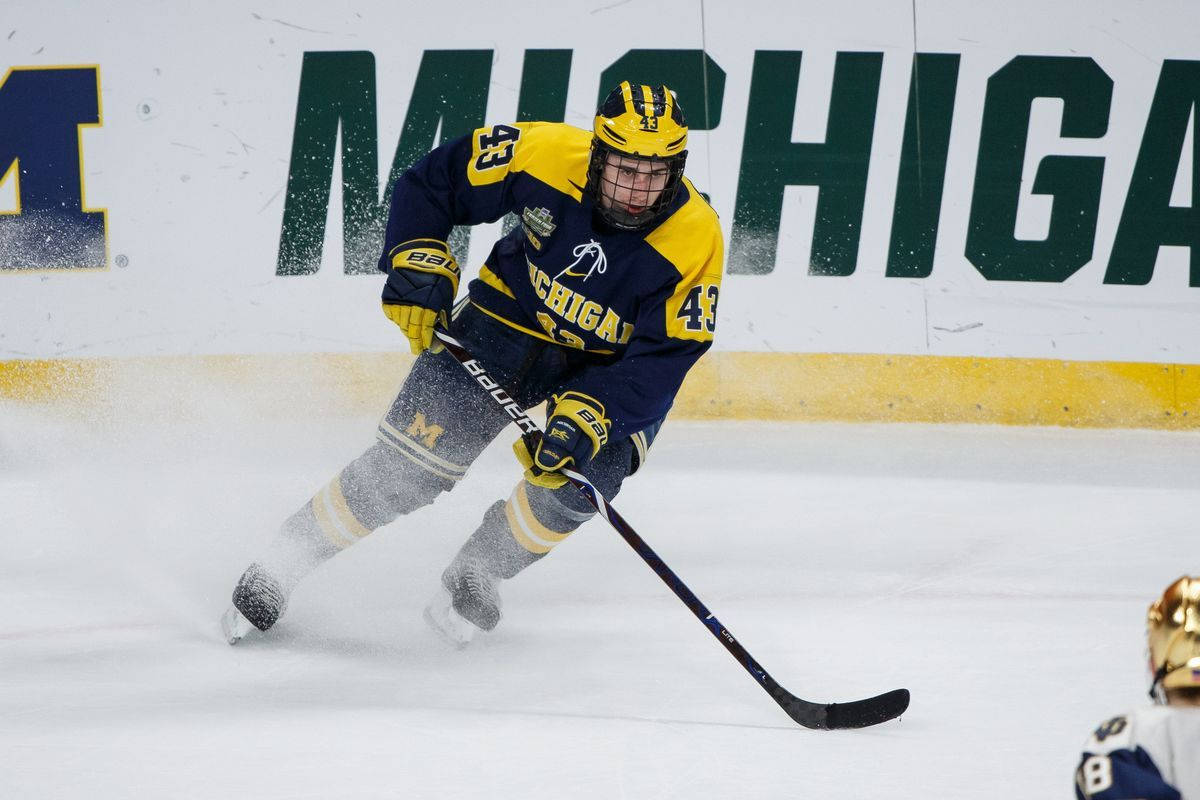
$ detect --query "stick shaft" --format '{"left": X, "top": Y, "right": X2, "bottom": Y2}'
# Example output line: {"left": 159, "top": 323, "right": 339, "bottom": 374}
{"left": 434, "top": 327, "right": 910, "bottom": 729}
{"left": 434, "top": 330, "right": 784, "bottom": 696}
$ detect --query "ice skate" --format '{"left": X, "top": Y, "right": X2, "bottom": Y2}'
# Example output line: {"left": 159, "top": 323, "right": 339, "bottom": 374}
{"left": 423, "top": 558, "right": 502, "bottom": 647}
{"left": 423, "top": 584, "right": 479, "bottom": 648}
{"left": 221, "top": 604, "right": 256, "bottom": 644}
{"left": 222, "top": 562, "right": 288, "bottom": 644}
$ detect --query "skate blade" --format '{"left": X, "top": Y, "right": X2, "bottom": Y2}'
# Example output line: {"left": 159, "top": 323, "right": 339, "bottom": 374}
{"left": 423, "top": 586, "right": 477, "bottom": 649}
{"left": 221, "top": 605, "right": 255, "bottom": 645}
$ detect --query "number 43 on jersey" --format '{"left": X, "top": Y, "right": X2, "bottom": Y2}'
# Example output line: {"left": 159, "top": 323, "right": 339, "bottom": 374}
{"left": 674, "top": 282, "right": 718, "bottom": 339}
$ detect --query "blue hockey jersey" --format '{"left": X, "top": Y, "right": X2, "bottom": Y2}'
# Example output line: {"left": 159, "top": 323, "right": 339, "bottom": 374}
{"left": 379, "top": 121, "right": 724, "bottom": 441}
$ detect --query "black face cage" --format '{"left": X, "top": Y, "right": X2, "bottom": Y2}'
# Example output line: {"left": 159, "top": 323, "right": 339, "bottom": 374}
{"left": 587, "top": 141, "right": 687, "bottom": 231}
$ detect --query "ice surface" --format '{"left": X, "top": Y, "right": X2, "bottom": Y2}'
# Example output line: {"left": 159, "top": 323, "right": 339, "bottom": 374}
{"left": 2, "top": 405, "right": 1196, "bottom": 798}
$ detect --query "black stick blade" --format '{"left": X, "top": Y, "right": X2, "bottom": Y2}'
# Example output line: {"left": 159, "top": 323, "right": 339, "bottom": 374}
{"left": 824, "top": 688, "right": 910, "bottom": 729}
{"left": 772, "top": 685, "right": 910, "bottom": 730}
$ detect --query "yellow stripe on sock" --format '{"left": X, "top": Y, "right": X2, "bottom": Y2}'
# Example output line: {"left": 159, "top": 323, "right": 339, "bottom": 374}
{"left": 328, "top": 473, "right": 371, "bottom": 540}
{"left": 505, "top": 498, "right": 551, "bottom": 555}
{"left": 514, "top": 482, "right": 571, "bottom": 544}
{"left": 310, "top": 488, "right": 355, "bottom": 550}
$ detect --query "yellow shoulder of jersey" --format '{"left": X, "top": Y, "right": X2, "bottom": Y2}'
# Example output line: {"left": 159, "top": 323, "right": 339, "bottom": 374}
{"left": 647, "top": 179, "right": 725, "bottom": 343}
{"left": 647, "top": 179, "right": 724, "bottom": 284}
{"left": 508, "top": 122, "right": 591, "bottom": 201}
{"left": 466, "top": 121, "right": 591, "bottom": 199}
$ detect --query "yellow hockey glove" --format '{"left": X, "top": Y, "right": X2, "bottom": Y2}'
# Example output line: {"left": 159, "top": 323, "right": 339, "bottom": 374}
{"left": 381, "top": 304, "right": 445, "bottom": 355}
{"left": 381, "top": 239, "right": 460, "bottom": 355}
{"left": 512, "top": 436, "right": 567, "bottom": 489}
{"left": 512, "top": 392, "right": 611, "bottom": 488}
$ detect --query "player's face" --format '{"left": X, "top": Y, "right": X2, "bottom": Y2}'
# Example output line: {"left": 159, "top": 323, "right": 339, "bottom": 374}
{"left": 599, "top": 152, "right": 671, "bottom": 218}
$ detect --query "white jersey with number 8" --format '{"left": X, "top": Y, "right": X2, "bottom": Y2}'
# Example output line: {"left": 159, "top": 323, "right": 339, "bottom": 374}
{"left": 1075, "top": 706, "right": 1200, "bottom": 799}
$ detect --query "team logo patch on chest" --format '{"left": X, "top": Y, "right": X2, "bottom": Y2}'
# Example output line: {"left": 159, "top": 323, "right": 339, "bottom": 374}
{"left": 521, "top": 207, "right": 557, "bottom": 239}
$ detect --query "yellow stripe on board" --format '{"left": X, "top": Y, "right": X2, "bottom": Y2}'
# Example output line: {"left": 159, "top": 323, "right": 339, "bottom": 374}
{"left": 0, "top": 352, "right": 412, "bottom": 421}
{"left": 675, "top": 352, "right": 1200, "bottom": 429}
{"left": 2, "top": 351, "right": 1199, "bottom": 430}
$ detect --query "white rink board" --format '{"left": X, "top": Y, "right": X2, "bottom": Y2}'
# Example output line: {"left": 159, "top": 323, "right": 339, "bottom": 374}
{"left": 0, "top": 0, "right": 1197, "bottom": 363}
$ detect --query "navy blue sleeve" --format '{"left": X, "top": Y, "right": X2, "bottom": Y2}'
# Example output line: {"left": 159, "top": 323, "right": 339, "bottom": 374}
{"left": 378, "top": 124, "right": 527, "bottom": 272}
{"left": 567, "top": 282, "right": 712, "bottom": 441}
{"left": 1074, "top": 748, "right": 1181, "bottom": 800}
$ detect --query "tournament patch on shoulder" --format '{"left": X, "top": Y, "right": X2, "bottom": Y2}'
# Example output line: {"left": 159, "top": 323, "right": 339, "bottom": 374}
{"left": 522, "top": 206, "right": 556, "bottom": 238}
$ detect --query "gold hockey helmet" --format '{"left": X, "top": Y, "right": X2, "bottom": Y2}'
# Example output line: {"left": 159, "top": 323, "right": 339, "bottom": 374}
{"left": 1147, "top": 575, "right": 1200, "bottom": 700}
{"left": 588, "top": 81, "right": 689, "bottom": 230}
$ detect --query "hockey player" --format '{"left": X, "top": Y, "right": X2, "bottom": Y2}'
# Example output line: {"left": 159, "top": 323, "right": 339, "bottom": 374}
{"left": 222, "top": 82, "right": 723, "bottom": 646}
{"left": 1074, "top": 575, "right": 1200, "bottom": 799}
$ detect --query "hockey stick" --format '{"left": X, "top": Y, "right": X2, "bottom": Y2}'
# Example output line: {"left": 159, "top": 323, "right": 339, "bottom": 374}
{"left": 433, "top": 327, "right": 910, "bottom": 730}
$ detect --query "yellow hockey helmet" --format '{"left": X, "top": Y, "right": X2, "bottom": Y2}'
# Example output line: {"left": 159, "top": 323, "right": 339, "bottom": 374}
{"left": 588, "top": 81, "right": 689, "bottom": 230}
{"left": 1147, "top": 575, "right": 1200, "bottom": 700}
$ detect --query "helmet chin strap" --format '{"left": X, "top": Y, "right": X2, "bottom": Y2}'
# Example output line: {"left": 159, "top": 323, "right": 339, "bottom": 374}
{"left": 1148, "top": 664, "right": 1169, "bottom": 703}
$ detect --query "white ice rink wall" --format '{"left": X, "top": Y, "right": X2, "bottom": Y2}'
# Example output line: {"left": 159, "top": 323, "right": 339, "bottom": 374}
{"left": 1, "top": 0, "right": 1198, "bottom": 427}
